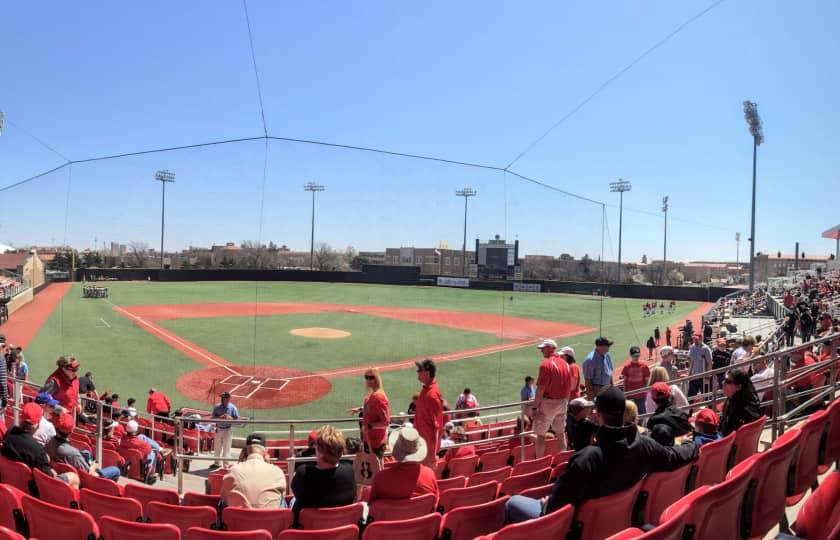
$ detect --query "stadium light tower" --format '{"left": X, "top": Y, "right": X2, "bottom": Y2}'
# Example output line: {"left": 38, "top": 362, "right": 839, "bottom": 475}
{"left": 455, "top": 187, "right": 477, "bottom": 276}
{"left": 0, "top": 111, "right": 5, "bottom": 135}
{"left": 662, "top": 196, "right": 669, "bottom": 284}
{"left": 154, "top": 170, "right": 175, "bottom": 270}
{"left": 735, "top": 232, "right": 741, "bottom": 266}
{"left": 304, "top": 182, "right": 325, "bottom": 270}
{"left": 743, "top": 100, "right": 764, "bottom": 291}
{"left": 609, "top": 179, "right": 632, "bottom": 283}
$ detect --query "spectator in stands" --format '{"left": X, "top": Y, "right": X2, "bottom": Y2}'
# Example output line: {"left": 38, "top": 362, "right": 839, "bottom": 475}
{"left": 620, "top": 346, "right": 650, "bottom": 414}
{"left": 750, "top": 356, "right": 775, "bottom": 392}
{"left": 42, "top": 355, "right": 80, "bottom": 413}
{"left": 347, "top": 367, "right": 390, "bottom": 491}
{"left": 220, "top": 433, "right": 287, "bottom": 509}
{"left": 121, "top": 419, "right": 161, "bottom": 484}
{"left": 211, "top": 391, "right": 239, "bottom": 470}
{"left": 687, "top": 333, "right": 713, "bottom": 397}
{"left": 33, "top": 392, "right": 60, "bottom": 446}
{"left": 103, "top": 418, "right": 124, "bottom": 444}
{"left": 533, "top": 339, "right": 573, "bottom": 456}
{"left": 290, "top": 425, "right": 355, "bottom": 519}
{"left": 520, "top": 375, "right": 535, "bottom": 416}
{"left": 645, "top": 366, "right": 688, "bottom": 415}
{"left": 787, "top": 348, "right": 823, "bottom": 412}
{"left": 0, "top": 351, "right": 7, "bottom": 409}
{"left": 656, "top": 346, "right": 680, "bottom": 382}
{"left": 504, "top": 387, "right": 698, "bottom": 523}
{"left": 623, "top": 400, "right": 640, "bottom": 429}
{"left": 711, "top": 338, "right": 731, "bottom": 389}
{"left": 11, "top": 352, "right": 27, "bottom": 381}
{"left": 646, "top": 383, "right": 692, "bottom": 446}
{"left": 799, "top": 309, "right": 815, "bottom": 343}
{"left": 582, "top": 337, "right": 614, "bottom": 400}
{"left": 560, "top": 346, "right": 581, "bottom": 400}
{"left": 46, "top": 413, "right": 121, "bottom": 481}
{"left": 2, "top": 403, "right": 80, "bottom": 488}
{"left": 406, "top": 393, "right": 419, "bottom": 418}
{"left": 369, "top": 425, "right": 438, "bottom": 503}
{"left": 414, "top": 358, "right": 444, "bottom": 468}
{"left": 441, "top": 425, "right": 475, "bottom": 476}
{"left": 731, "top": 336, "right": 756, "bottom": 364}
{"left": 783, "top": 312, "right": 797, "bottom": 347}
{"left": 146, "top": 387, "right": 172, "bottom": 418}
{"left": 455, "top": 387, "right": 479, "bottom": 412}
{"left": 122, "top": 397, "right": 138, "bottom": 418}
{"left": 719, "top": 368, "right": 762, "bottom": 436}
{"left": 565, "top": 397, "right": 598, "bottom": 450}
{"left": 690, "top": 408, "right": 721, "bottom": 447}
{"left": 78, "top": 371, "right": 95, "bottom": 394}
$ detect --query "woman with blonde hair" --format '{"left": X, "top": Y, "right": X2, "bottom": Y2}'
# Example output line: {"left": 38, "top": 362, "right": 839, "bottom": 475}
{"left": 644, "top": 366, "right": 689, "bottom": 414}
{"left": 348, "top": 367, "right": 390, "bottom": 490}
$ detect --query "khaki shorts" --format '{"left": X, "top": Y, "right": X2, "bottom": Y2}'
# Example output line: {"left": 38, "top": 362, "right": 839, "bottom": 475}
{"left": 532, "top": 397, "right": 569, "bottom": 436}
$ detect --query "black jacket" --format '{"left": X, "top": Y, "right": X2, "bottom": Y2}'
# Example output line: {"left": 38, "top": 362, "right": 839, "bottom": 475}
{"left": 544, "top": 424, "right": 697, "bottom": 514}
{"left": 647, "top": 404, "right": 692, "bottom": 446}
{"left": 719, "top": 393, "right": 761, "bottom": 436}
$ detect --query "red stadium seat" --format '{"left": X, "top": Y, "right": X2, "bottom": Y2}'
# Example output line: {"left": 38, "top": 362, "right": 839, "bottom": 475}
{"left": 510, "top": 444, "right": 536, "bottom": 465}
{"left": 21, "top": 494, "right": 99, "bottom": 540}
{"left": 819, "top": 398, "right": 840, "bottom": 473}
{"left": 0, "top": 527, "right": 24, "bottom": 540}
{"left": 730, "top": 415, "right": 766, "bottom": 468}
{"left": 478, "top": 449, "right": 510, "bottom": 472}
{"left": 468, "top": 466, "right": 511, "bottom": 487}
{"left": 80, "top": 487, "right": 143, "bottom": 526}
{"left": 690, "top": 431, "right": 735, "bottom": 490}
{"left": 732, "top": 428, "right": 799, "bottom": 539}
{"left": 277, "top": 524, "right": 359, "bottom": 540}
{"left": 148, "top": 501, "right": 217, "bottom": 534}
{"left": 437, "top": 475, "right": 467, "bottom": 492}
{"left": 119, "top": 448, "right": 150, "bottom": 482}
{"left": 786, "top": 410, "right": 829, "bottom": 506}
{"left": 100, "top": 515, "right": 181, "bottom": 540}
{"left": 0, "top": 456, "right": 33, "bottom": 493}
{"left": 362, "top": 513, "right": 442, "bottom": 540}
{"left": 298, "top": 502, "right": 364, "bottom": 530}
{"left": 549, "top": 462, "right": 568, "bottom": 482}
{"left": 570, "top": 482, "right": 643, "bottom": 540}
{"left": 446, "top": 455, "right": 479, "bottom": 478}
{"left": 368, "top": 493, "right": 437, "bottom": 522}
{"left": 206, "top": 470, "right": 226, "bottom": 495}
{"left": 79, "top": 469, "right": 124, "bottom": 497}
{"left": 125, "top": 483, "right": 180, "bottom": 517}
{"left": 439, "top": 481, "right": 498, "bottom": 513}
{"left": 552, "top": 450, "right": 575, "bottom": 467}
{"left": 0, "top": 484, "right": 25, "bottom": 533}
{"left": 221, "top": 507, "right": 294, "bottom": 537}
{"left": 499, "top": 468, "right": 551, "bottom": 496}
{"left": 100, "top": 448, "right": 126, "bottom": 470}
{"left": 792, "top": 471, "right": 840, "bottom": 540}
{"left": 511, "top": 455, "right": 552, "bottom": 477}
{"left": 186, "top": 527, "right": 272, "bottom": 540}
{"left": 479, "top": 504, "right": 573, "bottom": 540}
{"left": 439, "top": 496, "right": 509, "bottom": 540}
{"left": 32, "top": 467, "right": 80, "bottom": 508}
{"left": 518, "top": 483, "right": 553, "bottom": 500}
{"left": 543, "top": 437, "right": 561, "bottom": 456}
{"left": 183, "top": 492, "right": 221, "bottom": 508}
{"left": 636, "top": 463, "right": 692, "bottom": 526}
{"left": 52, "top": 461, "right": 79, "bottom": 475}
{"left": 604, "top": 504, "right": 688, "bottom": 540}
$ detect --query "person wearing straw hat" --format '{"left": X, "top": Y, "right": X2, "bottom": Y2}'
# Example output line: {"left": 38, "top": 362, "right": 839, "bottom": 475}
{"left": 369, "top": 425, "right": 439, "bottom": 503}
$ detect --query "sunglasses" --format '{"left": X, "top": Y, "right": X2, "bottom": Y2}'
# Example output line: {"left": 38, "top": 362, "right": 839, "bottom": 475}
{"left": 724, "top": 379, "right": 735, "bottom": 385}
{"left": 63, "top": 367, "right": 78, "bottom": 372}
{"left": 364, "top": 375, "right": 375, "bottom": 381}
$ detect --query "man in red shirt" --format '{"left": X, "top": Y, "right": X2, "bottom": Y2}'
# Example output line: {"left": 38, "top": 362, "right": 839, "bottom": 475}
{"left": 532, "top": 339, "right": 573, "bottom": 457}
{"left": 441, "top": 426, "right": 476, "bottom": 476}
{"left": 620, "top": 346, "right": 651, "bottom": 414}
{"left": 119, "top": 419, "right": 156, "bottom": 484}
{"left": 369, "top": 426, "right": 438, "bottom": 504}
{"left": 146, "top": 388, "right": 172, "bottom": 418}
{"left": 414, "top": 358, "right": 444, "bottom": 468}
{"left": 560, "top": 346, "right": 581, "bottom": 399}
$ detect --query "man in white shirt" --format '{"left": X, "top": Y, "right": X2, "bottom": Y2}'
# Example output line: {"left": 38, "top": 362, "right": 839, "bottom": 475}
{"left": 750, "top": 358, "right": 775, "bottom": 392}
{"left": 32, "top": 392, "right": 60, "bottom": 446}
{"left": 731, "top": 336, "right": 755, "bottom": 364}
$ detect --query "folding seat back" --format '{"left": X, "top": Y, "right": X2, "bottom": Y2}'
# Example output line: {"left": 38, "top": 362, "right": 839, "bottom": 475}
{"left": 368, "top": 493, "right": 436, "bottom": 522}
{"left": 447, "top": 455, "right": 479, "bottom": 478}
{"left": 571, "top": 482, "right": 643, "bottom": 540}
{"left": 437, "top": 475, "right": 467, "bottom": 492}
{"left": 183, "top": 492, "right": 221, "bottom": 508}
{"left": 821, "top": 398, "right": 840, "bottom": 471}
{"left": 553, "top": 450, "right": 575, "bottom": 467}
{"left": 478, "top": 449, "right": 509, "bottom": 472}
{"left": 80, "top": 487, "right": 143, "bottom": 525}
{"left": 206, "top": 470, "right": 226, "bottom": 495}
{"left": 51, "top": 461, "right": 78, "bottom": 475}
{"left": 277, "top": 524, "right": 359, "bottom": 540}
{"left": 468, "top": 466, "right": 511, "bottom": 487}
{"left": 148, "top": 501, "right": 217, "bottom": 535}
{"left": 481, "top": 503, "right": 573, "bottom": 540}
{"left": 511, "top": 455, "right": 552, "bottom": 477}
{"left": 440, "top": 496, "right": 509, "bottom": 540}
{"left": 119, "top": 447, "right": 149, "bottom": 482}
{"left": 32, "top": 466, "right": 80, "bottom": 508}
{"left": 0, "top": 456, "right": 33, "bottom": 493}
{"left": 221, "top": 507, "right": 294, "bottom": 537}
{"left": 78, "top": 468, "right": 123, "bottom": 497}
{"left": 298, "top": 502, "right": 364, "bottom": 530}
{"left": 734, "top": 429, "right": 799, "bottom": 539}
{"left": 185, "top": 527, "right": 272, "bottom": 540}
{"left": 101, "top": 448, "right": 125, "bottom": 469}
{"left": 549, "top": 462, "right": 568, "bottom": 482}
{"left": 636, "top": 463, "right": 692, "bottom": 526}
{"left": 510, "top": 444, "right": 535, "bottom": 465}
{"left": 499, "top": 467, "right": 551, "bottom": 496}
{"left": 787, "top": 409, "right": 829, "bottom": 505}
{"left": 730, "top": 415, "right": 766, "bottom": 468}
{"left": 362, "top": 512, "right": 442, "bottom": 540}
{"left": 0, "top": 526, "right": 24, "bottom": 540}
{"left": 21, "top": 494, "right": 99, "bottom": 540}
{"left": 518, "top": 483, "right": 554, "bottom": 500}
{"left": 439, "top": 481, "right": 498, "bottom": 513}
{"left": 125, "top": 483, "right": 180, "bottom": 517}
{"left": 792, "top": 471, "right": 840, "bottom": 540}
{"left": 543, "top": 437, "right": 561, "bottom": 456}
{"left": 0, "top": 484, "right": 26, "bottom": 533}
{"left": 100, "top": 515, "right": 181, "bottom": 540}
{"left": 604, "top": 504, "right": 688, "bottom": 540}
{"left": 691, "top": 431, "right": 735, "bottom": 490}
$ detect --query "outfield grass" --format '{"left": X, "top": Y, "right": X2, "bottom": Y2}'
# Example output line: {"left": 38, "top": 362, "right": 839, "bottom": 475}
{"left": 24, "top": 281, "right": 703, "bottom": 425}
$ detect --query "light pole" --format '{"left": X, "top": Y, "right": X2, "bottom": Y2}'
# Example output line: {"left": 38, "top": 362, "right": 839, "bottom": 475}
{"left": 743, "top": 100, "right": 764, "bottom": 291}
{"left": 304, "top": 182, "right": 325, "bottom": 270}
{"left": 154, "top": 170, "right": 175, "bottom": 270}
{"left": 662, "top": 196, "right": 669, "bottom": 284}
{"left": 735, "top": 232, "right": 741, "bottom": 266}
{"left": 0, "top": 111, "right": 5, "bottom": 135}
{"left": 455, "top": 188, "right": 477, "bottom": 277}
{"left": 609, "top": 179, "right": 632, "bottom": 283}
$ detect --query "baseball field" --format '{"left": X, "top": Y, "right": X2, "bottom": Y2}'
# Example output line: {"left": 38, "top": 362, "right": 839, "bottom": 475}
{"left": 10, "top": 281, "right": 709, "bottom": 425}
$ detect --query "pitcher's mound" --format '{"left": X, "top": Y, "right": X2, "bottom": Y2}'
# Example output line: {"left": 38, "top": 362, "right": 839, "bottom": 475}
{"left": 290, "top": 327, "right": 351, "bottom": 339}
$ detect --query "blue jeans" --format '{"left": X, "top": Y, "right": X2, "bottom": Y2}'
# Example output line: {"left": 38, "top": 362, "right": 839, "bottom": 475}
{"left": 81, "top": 450, "right": 121, "bottom": 481}
{"left": 505, "top": 495, "right": 543, "bottom": 523}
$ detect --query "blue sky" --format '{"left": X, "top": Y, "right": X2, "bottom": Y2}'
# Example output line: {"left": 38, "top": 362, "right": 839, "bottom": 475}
{"left": 1, "top": 0, "right": 838, "bottom": 262}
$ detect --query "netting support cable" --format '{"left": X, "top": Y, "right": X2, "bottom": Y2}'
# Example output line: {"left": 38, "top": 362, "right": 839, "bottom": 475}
{"left": 599, "top": 204, "right": 606, "bottom": 335}
{"left": 5, "top": 118, "right": 72, "bottom": 163}
{"left": 242, "top": 0, "right": 269, "bottom": 138}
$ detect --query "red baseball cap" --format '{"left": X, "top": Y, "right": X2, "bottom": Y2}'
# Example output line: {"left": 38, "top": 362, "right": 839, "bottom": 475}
{"left": 55, "top": 414, "right": 75, "bottom": 434}
{"left": 21, "top": 402, "right": 43, "bottom": 426}
{"left": 693, "top": 333, "right": 703, "bottom": 339}
{"left": 308, "top": 429, "right": 319, "bottom": 443}
{"left": 651, "top": 382, "right": 671, "bottom": 401}
{"left": 691, "top": 408, "right": 720, "bottom": 426}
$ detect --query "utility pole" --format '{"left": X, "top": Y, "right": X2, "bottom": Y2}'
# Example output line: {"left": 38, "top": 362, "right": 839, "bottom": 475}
{"left": 304, "top": 182, "right": 325, "bottom": 270}
{"left": 662, "top": 196, "right": 669, "bottom": 284}
{"left": 609, "top": 179, "right": 632, "bottom": 283}
{"left": 455, "top": 188, "right": 477, "bottom": 277}
{"left": 743, "top": 101, "right": 764, "bottom": 291}
{"left": 154, "top": 170, "right": 175, "bottom": 270}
